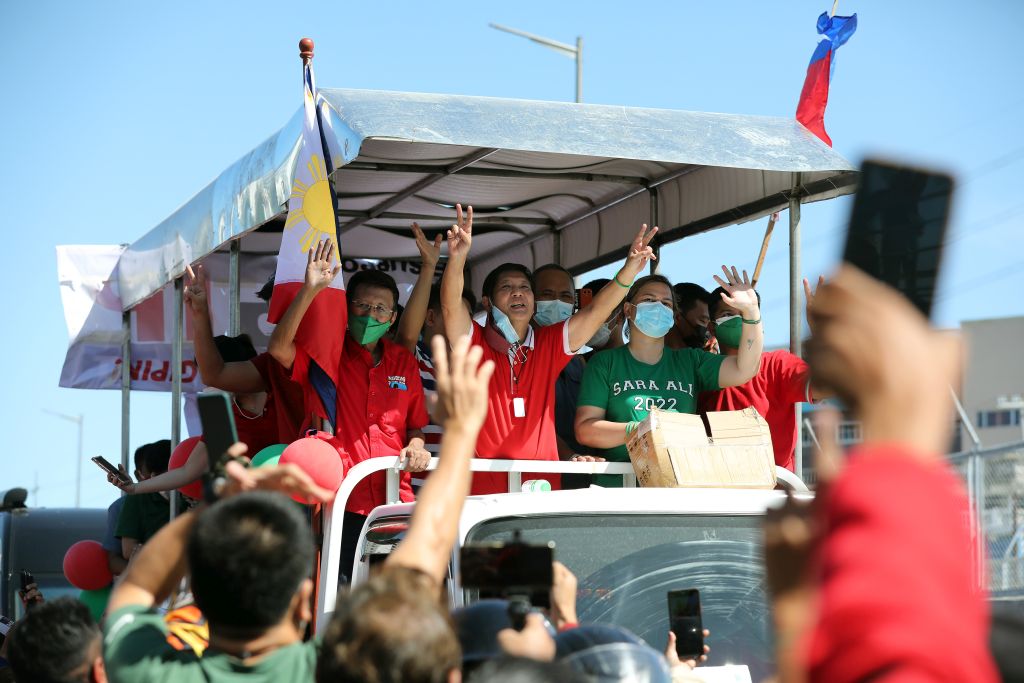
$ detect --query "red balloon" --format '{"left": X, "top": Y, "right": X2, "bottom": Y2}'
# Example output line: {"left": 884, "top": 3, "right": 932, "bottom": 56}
{"left": 63, "top": 540, "right": 113, "bottom": 591}
{"left": 279, "top": 432, "right": 345, "bottom": 504}
{"left": 169, "top": 436, "right": 204, "bottom": 499}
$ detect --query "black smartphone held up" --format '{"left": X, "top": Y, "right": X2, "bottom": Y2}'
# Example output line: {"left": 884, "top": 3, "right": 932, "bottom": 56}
{"left": 668, "top": 588, "right": 704, "bottom": 660}
{"left": 843, "top": 159, "right": 955, "bottom": 318}
{"left": 197, "top": 392, "right": 240, "bottom": 502}
{"left": 460, "top": 539, "right": 555, "bottom": 610}
{"left": 91, "top": 455, "right": 131, "bottom": 484}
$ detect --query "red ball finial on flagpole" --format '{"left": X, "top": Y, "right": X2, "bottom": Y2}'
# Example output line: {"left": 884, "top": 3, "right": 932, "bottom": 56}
{"left": 299, "top": 38, "right": 315, "bottom": 63}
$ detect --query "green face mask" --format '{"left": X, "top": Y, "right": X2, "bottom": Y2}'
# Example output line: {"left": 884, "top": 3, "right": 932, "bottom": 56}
{"left": 349, "top": 315, "right": 391, "bottom": 345}
{"left": 714, "top": 315, "right": 743, "bottom": 348}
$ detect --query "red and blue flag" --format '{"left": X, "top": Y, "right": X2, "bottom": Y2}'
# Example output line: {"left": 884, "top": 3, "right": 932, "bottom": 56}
{"left": 796, "top": 11, "right": 858, "bottom": 147}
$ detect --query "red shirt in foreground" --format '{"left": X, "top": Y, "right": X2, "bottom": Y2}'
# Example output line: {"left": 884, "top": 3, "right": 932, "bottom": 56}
{"left": 297, "top": 336, "right": 428, "bottom": 516}
{"left": 806, "top": 447, "right": 997, "bottom": 683}
{"left": 699, "top": 349, "right": 810, "bottom": 471}
{"left": 469, "top": 320, "right": 574, "bottom": 494}
{"left": 250, "top": 352, "right": 306, "bottom": 443}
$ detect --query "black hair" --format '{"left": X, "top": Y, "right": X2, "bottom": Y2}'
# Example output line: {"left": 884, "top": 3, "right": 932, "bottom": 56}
{"left": 348, "top": 270, "right": 400, "bottom": 309}
{"left": 212, "top": 334, "right": 258, "bottom": 363}
{"left": 427, "top": 283, "right": 476, "bottom": 313}
{"left": 624, "top": 274, "right": 677, "bottom": 312}
{"left": 708, "top": 286, "right": 761, "bottom": 319}
{"left": 187, "top": 491, "right": 314, "bottom": 634}
{"left": 673, "top": 282, "right": 711, "bottom": 315}
{"left": 532, "top": 264, "right": 574, "bottom": 289}
{"left": 6, "top": 597, "right": 99, "bottom": 683}
{"left": 135, "top": 439, "right": 172, "bottom": 475}
{"left": 481, "top": 263, "right": 533, "bottom": 301}
{"left": 582, "top": 278, "right": 610, "bottom": 293}
{"left": 256, "top": 276, "right": 275, "bottom": 303}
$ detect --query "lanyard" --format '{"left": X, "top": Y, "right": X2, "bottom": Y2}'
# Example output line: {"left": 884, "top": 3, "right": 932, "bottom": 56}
{"left": 508, "top": 344, "right": 529, "bottom": 394}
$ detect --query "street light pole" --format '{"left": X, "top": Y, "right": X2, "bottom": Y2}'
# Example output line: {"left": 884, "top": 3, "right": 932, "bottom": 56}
{"left": 489, "top": 23, "right": 583, "bottom": 103}
{"left": 42, "top": 410, "right": 84, "bottom": 507}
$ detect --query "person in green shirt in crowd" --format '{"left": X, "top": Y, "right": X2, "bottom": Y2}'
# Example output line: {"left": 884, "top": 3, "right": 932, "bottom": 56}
{"left": 115, "top": 440, "right": 186, "bottom": 560}
{"left": 575, "top": 267, "right": 763, "bottom": 486}
{"left": 103, "top": 455, "right": 334, "bottom": 683}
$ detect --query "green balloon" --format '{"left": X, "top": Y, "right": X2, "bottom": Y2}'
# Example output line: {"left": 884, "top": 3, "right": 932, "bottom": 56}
{"left": 79, "top": 585, "right": 112, "bottom": 621}
{"left": 250, "top": 444, "right": 287, "bottom": 468}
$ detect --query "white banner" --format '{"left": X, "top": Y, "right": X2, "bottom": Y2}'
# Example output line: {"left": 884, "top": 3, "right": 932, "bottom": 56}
{"left": 57, "top": 245, "right": 436, "bottom": 392}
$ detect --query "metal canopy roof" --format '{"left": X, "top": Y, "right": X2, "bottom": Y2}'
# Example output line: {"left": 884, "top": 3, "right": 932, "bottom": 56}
{"left": 118, "top": 88, "right": 856, "bottom": 309}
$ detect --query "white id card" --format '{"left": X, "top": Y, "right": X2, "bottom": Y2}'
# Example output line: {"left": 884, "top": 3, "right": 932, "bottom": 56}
{"left": 512, "top": 397, "right": 526, "bottom": 418}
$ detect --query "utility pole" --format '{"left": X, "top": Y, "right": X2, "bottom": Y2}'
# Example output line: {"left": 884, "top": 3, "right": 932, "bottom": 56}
{"left": 42, "top": 410, "right": 84, "bottom": 507}
{"left": 489, "top": 23, "right": 583, "bottom": 103}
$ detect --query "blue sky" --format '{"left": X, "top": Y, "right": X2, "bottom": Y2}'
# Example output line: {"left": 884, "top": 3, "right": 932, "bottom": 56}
{"left": 2, "top": 1, "right": 1022, "bottom": 508}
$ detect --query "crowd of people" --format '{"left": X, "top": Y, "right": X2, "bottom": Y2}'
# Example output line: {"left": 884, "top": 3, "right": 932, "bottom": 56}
{"left": 0, "top": 203, "right": 1015, "bottom": 682}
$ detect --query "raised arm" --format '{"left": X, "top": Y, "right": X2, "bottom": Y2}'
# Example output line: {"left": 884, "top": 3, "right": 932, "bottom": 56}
{"left": 267, "top": 239, "right": 341, "bottom": 370}
{"left": 185, "top": 265, "right": 266, "bottom": 392}
{"left": 395, "top": 223, "right": 442, "bottom": 352}
{"left": 107, "top": 442, "right": 209, "bottom": 496}
{"left": 440, "top": 204, "right": 473, "bottom": 342}
{"left": 386, "top": 334, "right": 495, "bottom": 586}
{"left": 566, "top": 224, "right": 657, "bottom": 352}
{"left": 713, "top": 266, "right": 764, "bottom": 387}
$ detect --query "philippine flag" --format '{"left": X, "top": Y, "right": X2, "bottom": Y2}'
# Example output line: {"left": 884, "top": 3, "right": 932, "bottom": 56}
{"left": 796, "top": 11, "right": 858, "bottom": 147}
{"left": 268, "top": 60, "right": 346, "bottom": 423}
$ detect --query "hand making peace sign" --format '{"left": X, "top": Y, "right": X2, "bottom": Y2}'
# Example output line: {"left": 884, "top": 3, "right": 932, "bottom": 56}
{"left": 446, "top": 203, "right": 474, "bottom": 263}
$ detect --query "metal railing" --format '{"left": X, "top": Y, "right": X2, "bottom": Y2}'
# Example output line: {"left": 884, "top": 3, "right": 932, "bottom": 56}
{"left": 948, "top": 441, "right": 1024, "bottom": 595}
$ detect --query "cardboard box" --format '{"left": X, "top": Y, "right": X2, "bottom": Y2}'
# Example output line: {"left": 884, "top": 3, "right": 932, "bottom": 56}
{"left": 625, "top": 407, "right": 776, "bottom": 488}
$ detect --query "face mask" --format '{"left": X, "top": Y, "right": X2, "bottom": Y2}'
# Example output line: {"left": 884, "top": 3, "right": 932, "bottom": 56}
{"left": 489, "top": 306, "right": 521, "bottom": 344}
{"left": 684, "top": 324, "right": 709, "bottom": 349}
{"left": 632, "top": 302, "right": 675, "bottom": 339}
{"left": 534, "top": 300, "right": 573, "bottom": 327}
{"left": 349, "top": 315, "right": 391, "bottom": 345}
{"left": 714, "top": 315, "right": 743, "bottom": 348}
{"left": 587, "top": 323, "right": 612, "bottom": 349}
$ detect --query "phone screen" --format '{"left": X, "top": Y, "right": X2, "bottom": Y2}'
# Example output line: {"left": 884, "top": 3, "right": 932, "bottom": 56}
{"left": 668, "top": 588, "right": 703, "bottom": 659}
{"left": 843, "top": 160, "right": 954, "bottom": 318}
{"left": 197, "top": 392, "right": 240, "bottom": 475}
{"left": 460, "top": 542, "right": 554, "bottom": 608}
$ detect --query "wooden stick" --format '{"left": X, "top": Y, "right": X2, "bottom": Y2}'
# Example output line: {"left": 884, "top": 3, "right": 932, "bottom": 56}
{"left": 830, "top": 0, "right": 840, "bottom": 17}
{"left": 751, "top": 212, "right": 779, "bottom": 288}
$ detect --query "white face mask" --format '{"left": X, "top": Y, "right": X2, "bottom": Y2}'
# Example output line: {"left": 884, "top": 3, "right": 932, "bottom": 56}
{"left": 586, "top": 323, "right": 612, "bottom": 349}
{"left": 534, "top": 300, "right": 574, "bottom": 327}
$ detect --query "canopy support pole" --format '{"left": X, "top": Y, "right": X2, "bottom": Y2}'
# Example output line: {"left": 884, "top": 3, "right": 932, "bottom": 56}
{"left": 649, "top": 186, "right": 660, "bottom": 274}
{"left": 789, "top": 174, "right": 804, "bottom": 480}
{"left": 170, "top": 278, "right": 183, "bottom": 519}
{"left": 120, "top": 310, "right": 132, "bottom": 475}
{"left": 228, "top": 240, "right": 241, "bottom": 335}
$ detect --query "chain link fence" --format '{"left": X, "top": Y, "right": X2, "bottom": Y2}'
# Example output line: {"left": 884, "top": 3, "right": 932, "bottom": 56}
{"left": 949, "top": 442, "right": 1024, "bottom": 596}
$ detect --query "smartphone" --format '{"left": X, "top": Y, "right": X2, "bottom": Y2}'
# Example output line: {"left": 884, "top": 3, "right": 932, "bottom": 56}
{"left": 20, "top": 570, "right": 34, "bottom": 591}
{"left": 668, "top": 588, "right": 704, "bottom": 659}
{"left": 460, "top": 541, "right": 554, "bottom": 609}
{"left": 843, "top": 159, "right": 954, "bottom": 318}
{"left": 92, "top": 455, "right": 131, "bottom": 484}
{"left": 197, "top": 392, "right": 240, "bottom": 501}
{"left": 579, "top": 288, "right": 594, "bottom": 309}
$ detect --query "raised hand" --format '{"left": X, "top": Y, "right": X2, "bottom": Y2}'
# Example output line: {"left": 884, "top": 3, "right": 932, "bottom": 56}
{"left": 804, "top": 275, "right": 825, "bottom": 335}
{"left": 445, "top": 204, "right": 474, "bottom": 263}
{"left": 107, "top": 465, "right": 136, "bottom": 494}
{"left": 411, "top": 222, "right": 443, "bottom": 271}
{"left": 431, "top": 333, "right": 495, "bottom": 431}
{"left": 304, "top": 239, "right": 341, "bottom": 292}
{"left": 620, "top": 223, "right": 659, "bottom": 281}
{"left": 712, "top": 265, "right": 759, "bottom": 318}
{"left": 184, "top": 264, "right": 210, "bottom": 319}
{"left": 665, "top": 629, "right": 711, "bottom": 672}
{"left": 219, "top": 444, "right": 334, "bottom": 503}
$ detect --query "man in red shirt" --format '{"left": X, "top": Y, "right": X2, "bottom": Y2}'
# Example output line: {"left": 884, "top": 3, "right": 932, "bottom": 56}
{"left": 440, "top": 204, "right": 657, "bottom": 494}
{"left": 269, "top": 253, "right": 429, "bottom": 579}
{"left": 699, "top": 280, "right": 828, "bottom": 471}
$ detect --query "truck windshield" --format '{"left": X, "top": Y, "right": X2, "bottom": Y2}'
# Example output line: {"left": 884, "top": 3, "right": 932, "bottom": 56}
{"left": 465, "top": 513, "right": 771, "bottom": 680}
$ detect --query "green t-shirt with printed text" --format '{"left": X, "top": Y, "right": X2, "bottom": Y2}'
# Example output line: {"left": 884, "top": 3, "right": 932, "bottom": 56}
{"left": 103, "top": 604, "right": 317, "bottom": 683}
{"left": 577, "top": 345, "right": 725, "bottom": 486}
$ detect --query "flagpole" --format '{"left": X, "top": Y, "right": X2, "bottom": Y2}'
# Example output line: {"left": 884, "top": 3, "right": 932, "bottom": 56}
{"left": 751, "top": 212, "right": 779, "bottom": 289}
{"left": 830, "top": 0, "right": 839, "bottom": 17}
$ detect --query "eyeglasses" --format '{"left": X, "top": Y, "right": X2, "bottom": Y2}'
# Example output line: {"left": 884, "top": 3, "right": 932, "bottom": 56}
{"left": 351, "top": 300, "right": 394, "bottom": 319}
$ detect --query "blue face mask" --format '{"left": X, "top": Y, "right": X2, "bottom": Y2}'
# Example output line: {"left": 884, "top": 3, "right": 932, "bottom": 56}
{"left": 632, "top": 302, "right": 675, "bottom": 339}
{"left": 489, "top": 305, "right": 521, "bottom": 344}
{"left": 534, "top": 300, "right": 574, "bottom": 327}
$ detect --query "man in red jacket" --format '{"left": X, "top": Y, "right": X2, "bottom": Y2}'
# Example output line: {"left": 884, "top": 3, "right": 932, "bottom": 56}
{"left": 766, "top": 265, "right": 997, "bottom": 683}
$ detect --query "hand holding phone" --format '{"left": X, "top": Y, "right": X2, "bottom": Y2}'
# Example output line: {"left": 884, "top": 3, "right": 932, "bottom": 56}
{"left": 92, "top": 456, "right": 132, "bottom": 485}
{"left": 668, "top": 588, "right": 704, "bottom": 660}
{"left": 198, "top": 392, "right": 241, "bottom": 503}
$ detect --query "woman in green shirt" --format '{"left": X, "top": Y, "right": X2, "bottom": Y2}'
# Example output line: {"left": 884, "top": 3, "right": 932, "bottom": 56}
{"left": 575, "top": 268, "right": 763, "bottom": 485}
